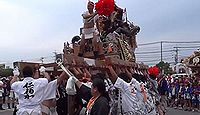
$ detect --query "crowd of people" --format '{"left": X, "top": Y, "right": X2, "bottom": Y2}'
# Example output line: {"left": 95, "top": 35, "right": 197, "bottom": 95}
{"left": 163, "top": 74, "right": 200, "bottom": 112}
{"left": 0, "top": 61, "right": 169, "bottom": 115}
{"left": 0, "top": 76, "right": 15, "bottom": 110}
{"left": 0, "top": 62, "right": 200, "bottom": 115}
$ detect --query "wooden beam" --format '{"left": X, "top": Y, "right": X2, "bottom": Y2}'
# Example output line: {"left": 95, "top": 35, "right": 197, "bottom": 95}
{"left": 63, "top": 54, "right": 148, "bottom": 70}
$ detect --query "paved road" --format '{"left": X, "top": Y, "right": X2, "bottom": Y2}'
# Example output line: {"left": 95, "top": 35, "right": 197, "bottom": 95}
{"left": 0, "top": 109, "right": 13, "bottom": 115}
{"left": 166, "top": 108, "right": 200, "bottom": 115}
{"left": 0, "top": 108, "right": 200, "bottom": 115}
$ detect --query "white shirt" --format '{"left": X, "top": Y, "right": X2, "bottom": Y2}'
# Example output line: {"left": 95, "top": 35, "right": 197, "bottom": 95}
{"left": 130, "top": 78, "right": 141, "bottom": 92}
{"left": 179, "top": 86, "right": 182, "bottom": 93}
{"left": 114, "top": 77, "right": 145, "bottom": 115}
{"left": 43, "top": 79, "right": 57, "bottom": 100}
{"left": 11, "top": 77, "right": 48, "bottom": 109}
{"left": 0, "top": 89, "right": 3, "bottom": 97}
{"left": 172, "top": 87, "right": 176, "bottom": 96}
{"left": 82, "top": 11, "right": 98, "bottom": 24}
{"left": 0, "top": 81, "right": 3, "bottom": 97}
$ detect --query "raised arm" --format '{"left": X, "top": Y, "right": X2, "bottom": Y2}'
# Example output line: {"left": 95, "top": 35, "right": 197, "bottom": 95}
{"left": 83, "top": 68, "right": 91, "bottom": 78}
{"left": 107, "top": 66, "right": 118, "bottom": 84}
{"left": 70, "top": 67, "right": 83, "bottom": 89}
{"left": 57, "top": 70, "right": 68, "bottom": 85}
{"left": 10, "top": 75, "right": 19, "bottom": 86}
{"left": 33, "top": 64, "right": 40, "bottom": 79}
{"left": 10, "top": 68, "right": 20, "bottom": 86}
{"left": 40, "top": 71, "right": 51, "bottom": 82}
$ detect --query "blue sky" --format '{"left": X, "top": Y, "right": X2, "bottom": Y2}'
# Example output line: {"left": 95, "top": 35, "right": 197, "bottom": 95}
{"left": 0, "top": 0, "right": 200, "bottom": 66}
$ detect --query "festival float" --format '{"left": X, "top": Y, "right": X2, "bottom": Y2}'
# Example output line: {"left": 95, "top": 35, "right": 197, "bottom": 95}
{"left": 183, "top": 50, "right": 200, "bottom": 75}
{"left": 13, "top": 0, "right": 153, "bottom": 114}
{"left": 60, "top": 1, "right": 151, "bottom": 114}
{"left": 62, "top": 0, "right": 142, "bottom": 67}
{"left": 14, "top": 0, "right": 146, "bottom": 76}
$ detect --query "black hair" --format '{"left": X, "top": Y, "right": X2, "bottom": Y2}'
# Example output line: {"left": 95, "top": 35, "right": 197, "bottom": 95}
{"left": 22, "top": 66, "right": 33, "bottom": 78}
{"left": 71, "top": 36, "right": 81, "bottom": 44}
{"left": 88, "top": 1, "right": 94, "bottom": 5}
{"left": 149, "top": 74, "right": 156, "bottom": 80}
{"left": 91, "top": 73, "right": 110, "bottom": 101}
{"left": 118, "top": 73, "right": 130, "bottom": 83}
{"left": 140, "top": 75, "right": 147, "bottom": 83}
{"left": 50, "top": 75, "right": 56, "bottom": 81}
{"left": 132, "top": 73, "right": 141, "bottom": 82}
{"left": 92, "top": 78, "right": 106, "bottom": 95}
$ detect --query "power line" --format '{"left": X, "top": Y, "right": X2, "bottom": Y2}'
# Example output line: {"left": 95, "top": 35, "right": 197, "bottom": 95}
{"left": 136, "top": 41, "right": 200, "bottom": 65}
{"left": 138, "top": 41, "right": 200, "bottom": 46}
{"left": 135, "top": 49, "right": 175, "bottom": 54}
{"left": 138, "top": 41, "right": 161, "bottom": 46}
{"left": 137, "top": 56, "right": 173, "bottom": 59}
{"left": 137, "top": 55, "right": 173, "bottom": 59}
{"left": 179, "top": 49, "right": 199, "bottom": 51}
{"left": 174, "top": 46, "right": 200, "bottom": 49}
{"left": 163, "top": 41, "right": 200, "bottom": 44}
{"left": 137, "top": 57, "right": 170, "bottom": 62}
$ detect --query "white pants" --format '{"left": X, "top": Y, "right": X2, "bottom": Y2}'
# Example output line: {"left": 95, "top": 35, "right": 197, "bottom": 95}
{"left": 41, "top": 104, "right": 58, "bottom": 115}
{"left": 17, "top": 106, "right": 42, "bottom": 115}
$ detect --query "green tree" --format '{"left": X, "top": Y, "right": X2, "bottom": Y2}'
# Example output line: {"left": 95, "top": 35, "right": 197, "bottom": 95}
{"left": 0, "top": 68, "right": 13, "bottom": 77}
{"left": 156, "top": 61, "right": 175, "bottom": 74}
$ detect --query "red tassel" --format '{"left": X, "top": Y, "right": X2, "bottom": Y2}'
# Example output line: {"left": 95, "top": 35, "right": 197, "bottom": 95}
{"left": 148, "top": 66, "right": 159, "bottom": 77}
{"left": 95, "top": 0, "right": 115, "bottom": 16}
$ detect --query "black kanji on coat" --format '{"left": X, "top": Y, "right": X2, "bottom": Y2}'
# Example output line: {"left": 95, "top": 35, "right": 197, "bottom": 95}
{"left": 23, "top": 82, "right": 35, "bottom": 99}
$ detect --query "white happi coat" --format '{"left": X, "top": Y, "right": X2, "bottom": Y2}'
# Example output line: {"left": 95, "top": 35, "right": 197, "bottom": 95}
{"left": 114, "top": 77, "right": 146, "bottom": 115}
{"left": 11, "top": 77, "right": 48, "bottom": 115}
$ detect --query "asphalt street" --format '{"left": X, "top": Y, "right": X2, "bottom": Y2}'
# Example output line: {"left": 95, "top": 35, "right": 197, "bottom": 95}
{"left": 166, "top": 108, "right": 200, "bottom": 115}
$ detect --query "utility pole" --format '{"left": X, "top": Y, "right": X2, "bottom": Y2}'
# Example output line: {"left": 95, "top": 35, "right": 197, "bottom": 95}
{"left": 161, "top": 41, "right": 163, "bottom": 62}
{"left": 160, "top": 41, "right": 163, "bottom": 74}
{"left": 174, "top": 47, "right": 178, "bottom": 64}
